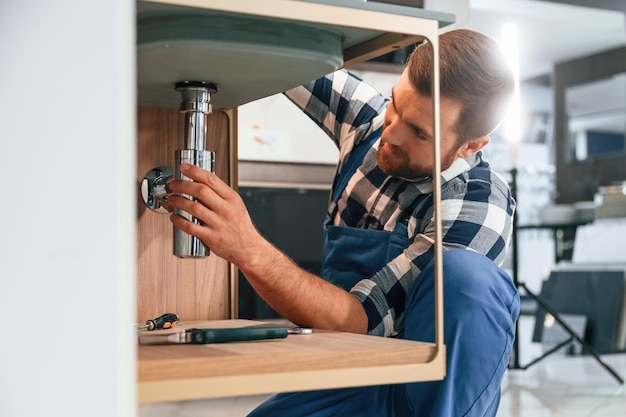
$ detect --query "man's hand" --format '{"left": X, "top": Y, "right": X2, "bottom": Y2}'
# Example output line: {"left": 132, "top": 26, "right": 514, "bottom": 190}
{"left": 166, "top": 163, "right": 263, "bottom": 266}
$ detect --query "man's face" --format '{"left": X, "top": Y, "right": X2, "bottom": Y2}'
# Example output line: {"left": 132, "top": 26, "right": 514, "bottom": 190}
{"left": 377, "top": 70, "right": 464, "bottom": 179}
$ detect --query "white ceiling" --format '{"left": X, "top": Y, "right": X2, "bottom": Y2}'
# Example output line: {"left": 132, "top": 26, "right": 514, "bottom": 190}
{"left": 438, "top": 0, "right": 626, "bottom": 82}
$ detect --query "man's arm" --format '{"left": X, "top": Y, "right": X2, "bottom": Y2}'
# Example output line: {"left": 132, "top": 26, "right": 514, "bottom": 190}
{"left": 284, "top": 70, "right": 387, "bottom": 150}
{"left": 167, "top": 163, "right": 369, "bottom": 334}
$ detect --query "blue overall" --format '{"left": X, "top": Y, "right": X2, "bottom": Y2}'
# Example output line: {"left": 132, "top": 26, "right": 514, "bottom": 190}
{"left": 248, "top": 133, "right": 520, "bottom": 417}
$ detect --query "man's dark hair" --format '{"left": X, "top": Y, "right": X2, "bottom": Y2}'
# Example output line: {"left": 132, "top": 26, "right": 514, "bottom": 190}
{"left": 407, "top": 29, "right": 515, "bottom": 145}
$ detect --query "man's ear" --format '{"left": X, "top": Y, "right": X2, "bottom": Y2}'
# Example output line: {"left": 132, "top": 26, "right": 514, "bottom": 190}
{"left": 456, "top": 135, "right": 490, "bottom": 159}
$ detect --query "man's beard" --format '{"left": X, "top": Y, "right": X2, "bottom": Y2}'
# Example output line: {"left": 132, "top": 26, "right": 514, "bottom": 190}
{"left": 376, "top": 142, "right": 456, "bottom": 180}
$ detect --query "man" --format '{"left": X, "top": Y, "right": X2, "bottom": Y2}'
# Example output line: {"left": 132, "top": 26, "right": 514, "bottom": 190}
{"left": 167, "top": 29, "right": 520, "bottom": 416}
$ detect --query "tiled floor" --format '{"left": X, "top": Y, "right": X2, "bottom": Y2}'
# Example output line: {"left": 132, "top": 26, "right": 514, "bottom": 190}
{"left": 139, "top": 315, "right": 626, "bottom": 417}
{"left": 497, "top": 315, "right": 626, "bottom": 417}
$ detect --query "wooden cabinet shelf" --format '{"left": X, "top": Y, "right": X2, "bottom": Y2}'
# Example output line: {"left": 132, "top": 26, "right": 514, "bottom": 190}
{"left": 138, "top": 320, "right": 445, "bottom": 403}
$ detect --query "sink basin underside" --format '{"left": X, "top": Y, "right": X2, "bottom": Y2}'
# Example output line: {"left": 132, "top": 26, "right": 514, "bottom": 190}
{"left": 137, "top": 11, "right": 344, "bottom": 108}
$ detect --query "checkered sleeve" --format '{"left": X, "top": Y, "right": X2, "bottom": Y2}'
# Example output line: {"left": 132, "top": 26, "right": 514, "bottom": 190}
{"left": 351, "top": 166, "right": 515, "bottom": 337}
{"left": 283, "top": 70, "right": 387, "bottom": 150}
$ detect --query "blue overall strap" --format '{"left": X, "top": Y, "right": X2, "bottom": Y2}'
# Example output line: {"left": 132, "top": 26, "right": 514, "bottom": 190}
{"left": 331, "top": 128, "right": 382, "bottom": 204}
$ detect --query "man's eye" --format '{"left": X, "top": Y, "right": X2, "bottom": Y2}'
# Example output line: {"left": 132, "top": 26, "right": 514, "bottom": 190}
{"left": 413, "top": 128, "right": 427, "bottom": 140}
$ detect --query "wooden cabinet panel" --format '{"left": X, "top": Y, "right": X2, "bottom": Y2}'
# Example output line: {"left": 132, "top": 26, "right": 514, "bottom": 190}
{"left": 136, "top": 106, "right": 236, "bottom": 322}
{"left": 138, "top": 319, "right": 442, "bottom": 403}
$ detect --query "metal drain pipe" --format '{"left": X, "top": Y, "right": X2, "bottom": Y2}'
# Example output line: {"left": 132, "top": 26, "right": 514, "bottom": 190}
{"left": 141, "top": 81, "right": 217, "bottom": 258}
{"left": 173, "top": 81, "right": 216, "bottom": 258}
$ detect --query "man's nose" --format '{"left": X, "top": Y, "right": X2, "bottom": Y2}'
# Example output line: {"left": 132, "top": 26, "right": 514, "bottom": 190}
{"left": 381, "top": 121, "right": 401, "bottom": 146}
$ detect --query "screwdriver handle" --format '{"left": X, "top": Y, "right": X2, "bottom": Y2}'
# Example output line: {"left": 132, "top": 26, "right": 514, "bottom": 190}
{"left": 144, "top": 312, "right": 180, "bottom": 331}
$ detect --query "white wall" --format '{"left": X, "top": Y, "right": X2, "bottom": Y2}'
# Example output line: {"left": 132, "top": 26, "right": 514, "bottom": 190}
{"left": 0, "top": 1, "right": 136, "bottom": 416}
{"left": 238, "top": 94, "right": 339, "bottom": 164}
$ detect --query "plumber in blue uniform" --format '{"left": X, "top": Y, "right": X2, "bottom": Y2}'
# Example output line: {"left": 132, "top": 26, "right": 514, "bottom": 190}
{"left": 167, "top": 28, "right": 521, "bottom": 417}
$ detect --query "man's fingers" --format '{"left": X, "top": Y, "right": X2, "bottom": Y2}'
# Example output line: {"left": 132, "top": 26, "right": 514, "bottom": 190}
{"left": 169, "top": 180, "right": 218, "bottom": 211}
{"left": 170, "top": 212, "right": 212, "bottom": 245}
{"left": 167, "top": 194, "right": 216, "bottom": 226}
{"left": 178, "top": 164, "right": 233, "bottom": 199}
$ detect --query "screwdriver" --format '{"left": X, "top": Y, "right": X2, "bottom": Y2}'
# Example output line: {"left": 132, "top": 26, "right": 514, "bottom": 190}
{"left": 137, "top": 312, "right": 180, "bottom": 331}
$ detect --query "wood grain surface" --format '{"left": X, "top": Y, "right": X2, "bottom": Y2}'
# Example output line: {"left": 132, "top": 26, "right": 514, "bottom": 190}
{"left": 136, "top": 107, "right": 235, "bottom": 322}
{"left": 137, "top": 320, "right": 442, "bottom": 402}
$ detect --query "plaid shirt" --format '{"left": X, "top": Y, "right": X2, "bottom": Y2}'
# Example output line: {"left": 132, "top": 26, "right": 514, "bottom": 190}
{"left": 285, "top": 70, "right": 515, "bottom": 337}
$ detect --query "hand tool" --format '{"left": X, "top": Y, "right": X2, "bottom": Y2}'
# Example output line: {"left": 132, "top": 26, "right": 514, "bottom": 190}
{"left": 137, "top": 312, "right": 180, "bottom": 331}
{"left": 288, "top": 327, "right": 313, "bottom": 335}
{"left": 138, "top": 326, "right": 312, "bottom": 345}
